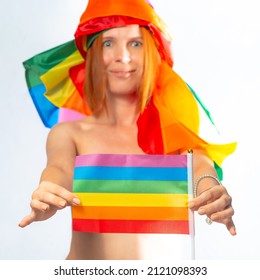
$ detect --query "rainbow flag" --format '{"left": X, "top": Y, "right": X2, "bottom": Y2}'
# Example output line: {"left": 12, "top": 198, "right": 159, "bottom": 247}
{"left": 72, "top": 153, "right": 194, "bottom": 234}
{"left": 23, "top": 40, "right": 90, "bottom": 128}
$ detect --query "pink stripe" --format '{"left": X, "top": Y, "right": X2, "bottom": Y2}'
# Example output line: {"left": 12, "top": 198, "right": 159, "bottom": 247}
{"left": 75, "top": 154, "right": 187, "bottom": 168}
{"left": 58, "top": 108, "right": 85, "bottom": 123}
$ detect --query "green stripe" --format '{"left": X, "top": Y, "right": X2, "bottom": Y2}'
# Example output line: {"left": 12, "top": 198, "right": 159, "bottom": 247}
{"left": 187, "top": 83, "right": 217, "bottom": 130}
{"left": 24, "top": 69, "right": 44, "bottom": 90}
{"left": 23, "top": 40, "right": 77, "bottom": 88}
{"left": 73, "top": 180, "right": 188, "bottom": 194}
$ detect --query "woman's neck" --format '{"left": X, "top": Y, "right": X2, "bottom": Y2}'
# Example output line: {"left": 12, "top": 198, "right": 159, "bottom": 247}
{"left": 95, "top": 95, "right": 140, "bottom": 127}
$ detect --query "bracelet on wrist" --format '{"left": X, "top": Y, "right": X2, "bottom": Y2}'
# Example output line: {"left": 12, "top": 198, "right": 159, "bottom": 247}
{"left": 193, "top": 174, "right": 222, "bottom": 198}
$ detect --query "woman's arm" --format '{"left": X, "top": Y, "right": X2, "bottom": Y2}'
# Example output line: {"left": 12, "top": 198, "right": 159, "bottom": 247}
{"left": 19, "top": 123, "right": 80, "bottom": 227}
{"left": 188, "top": 149, "right": 236, "bottom": 236}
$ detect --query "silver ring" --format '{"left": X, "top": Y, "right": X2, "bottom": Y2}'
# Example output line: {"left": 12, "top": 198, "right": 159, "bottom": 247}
{"left": 206, "top": 217, "right": 213, "bottom": 225}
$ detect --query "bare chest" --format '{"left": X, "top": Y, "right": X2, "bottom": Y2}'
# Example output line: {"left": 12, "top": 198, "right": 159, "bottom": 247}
{"left": 74, "top": 124, "right": 144, "bottom": 155}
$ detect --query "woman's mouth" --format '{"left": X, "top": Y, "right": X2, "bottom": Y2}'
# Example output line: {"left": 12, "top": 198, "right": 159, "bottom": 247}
{"left": 110, "top": 70, "right": 135, "bottom": 78}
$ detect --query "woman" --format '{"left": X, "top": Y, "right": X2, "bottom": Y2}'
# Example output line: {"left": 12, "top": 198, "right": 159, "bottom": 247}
{"left": 20, "top": 0, "right": 236, "bottom": 259}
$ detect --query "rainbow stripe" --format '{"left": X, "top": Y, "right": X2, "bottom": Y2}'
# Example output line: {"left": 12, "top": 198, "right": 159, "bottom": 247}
{"left": 72, "top": 154, "right": 193, "bottom": 234}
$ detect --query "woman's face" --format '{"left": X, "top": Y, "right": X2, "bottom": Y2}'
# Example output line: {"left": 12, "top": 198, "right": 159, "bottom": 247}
{"left": 102, "top": 25, "right": 144, "bottom": 98}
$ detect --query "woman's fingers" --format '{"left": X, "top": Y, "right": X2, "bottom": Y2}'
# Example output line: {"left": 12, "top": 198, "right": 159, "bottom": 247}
{"left": 225, "top": 219, "right": 237, "bottom": 236}
{"left": 30, "top": 198, "right": 50, "bottom": 212}
{"left": 35, "top": 191, "right": 68, "bottom": 209}
{"left": 209, "top": 204, "right": 234, "bottom": 222}
{"left": 197, "top": 193, "right": 232, "bottom": 217}
{"left": 189, "top": 185, "right": 226, "bottom": 210}
{"left": 33, "top": 181, "right": 80, "bottom": 207}
{"left": 19, "top": 210, "right": 38, "bottom": 228}
{"left": 189, "top": 184, "right": 236, "bottom": 235}
{"left": 19, "top": 182, "right": 80, "bottom": 228}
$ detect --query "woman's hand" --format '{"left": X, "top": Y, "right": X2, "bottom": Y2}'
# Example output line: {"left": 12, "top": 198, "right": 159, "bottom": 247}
{"left": 19, "top": 181, "right": 80, "bottom": 228}
{"left": 189, "top": 184, "right": 236, "bottom": 236}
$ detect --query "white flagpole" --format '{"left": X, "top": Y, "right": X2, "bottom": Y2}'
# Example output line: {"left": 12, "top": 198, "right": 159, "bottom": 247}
{"left": 187, "top": 149, "right": 195, "bottom": 260}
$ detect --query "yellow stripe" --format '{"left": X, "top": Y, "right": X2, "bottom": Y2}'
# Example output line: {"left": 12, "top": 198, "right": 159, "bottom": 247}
{"left": 41, "top": 50, "right": 83, "bottom": 89}
{"left": 75, "top": 193, "right": 188, "bottom": 207}
{"left": 40, "top": 51, "right": 84, "bottom": 107}
{"left": 44, "top": 78, "right": 77, "bottom": 107}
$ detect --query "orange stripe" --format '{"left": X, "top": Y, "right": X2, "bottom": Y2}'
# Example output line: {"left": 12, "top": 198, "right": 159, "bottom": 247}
{"left": 72, "top": 206, "right": 188, "bottom": 221}
{"left": 63, "top": 89, "right": 91, "bottom": 115}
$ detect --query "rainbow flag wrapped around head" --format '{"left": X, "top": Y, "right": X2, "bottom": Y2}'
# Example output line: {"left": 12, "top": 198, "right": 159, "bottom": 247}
{"left": 23, "top": 0, "right": 237, "bottom": 179}
{"left": 72, "top": 153, "right": 194, "bottom": 235}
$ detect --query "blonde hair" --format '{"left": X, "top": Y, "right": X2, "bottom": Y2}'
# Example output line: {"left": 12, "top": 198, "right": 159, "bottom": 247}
{"left": 84, "top": 27, "right": 161, "bottom": 113}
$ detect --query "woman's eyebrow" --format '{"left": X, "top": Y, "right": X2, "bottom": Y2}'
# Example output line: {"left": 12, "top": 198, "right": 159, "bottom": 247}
{"left": 102, "top": 36, "right": 143, "bottom": 40}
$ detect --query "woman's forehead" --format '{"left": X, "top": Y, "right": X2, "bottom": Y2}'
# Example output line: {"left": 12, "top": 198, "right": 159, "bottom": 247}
{"left": 103, "top": 25, "right": 142, "bottom": 37}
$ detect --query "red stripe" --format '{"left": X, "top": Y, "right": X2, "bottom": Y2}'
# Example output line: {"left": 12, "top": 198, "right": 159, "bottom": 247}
{"left": 137, "top": 98, "right": 164, "bottom": 154}
{"left": 73, "top": 219, "right": 189, "bottom": 234}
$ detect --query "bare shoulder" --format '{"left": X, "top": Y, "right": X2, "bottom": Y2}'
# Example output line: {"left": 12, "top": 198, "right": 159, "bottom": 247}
{"left": 45, "top": 121, "right": 82, "bottom": 156}
{"left": 46, "top": 117, "right": 97, "bottom": 155}
{"left": 48, "top": 121, "right": 75, "bottom": 137}
{"left": 47, "top": 119, "right": 91, "bottom": 140}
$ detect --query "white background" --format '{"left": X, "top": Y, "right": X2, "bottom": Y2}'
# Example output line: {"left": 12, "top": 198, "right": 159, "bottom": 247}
{"left": 0, "top": 0, "right": 259, "bottom": 260}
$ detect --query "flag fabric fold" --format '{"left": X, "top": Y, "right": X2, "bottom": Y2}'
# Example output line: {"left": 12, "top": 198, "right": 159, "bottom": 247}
{"left": 72, "top": 153, "right": 194, "bottom": 235}
{"left": 137, "top": 61, "right": 236, "bottom": 178}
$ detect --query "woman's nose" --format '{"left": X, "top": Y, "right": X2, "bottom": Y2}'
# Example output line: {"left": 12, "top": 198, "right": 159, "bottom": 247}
{"left": 115, "top": 45, "right": 131, "bottom": 63}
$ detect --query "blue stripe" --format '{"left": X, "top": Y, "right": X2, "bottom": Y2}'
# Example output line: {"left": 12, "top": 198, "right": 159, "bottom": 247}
{"left": 29, "top": 84, "right": 59, "bottom": 128}
{"left": 74, "top": 166, "right": 188, "bottom": 181}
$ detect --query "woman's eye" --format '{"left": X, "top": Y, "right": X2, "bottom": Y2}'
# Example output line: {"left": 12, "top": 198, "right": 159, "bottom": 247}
{"left": 103, "top": 41, "right": 112, "bottom": 47}
{"left": 131, "top": 41, "right": 142, "bottom": 47}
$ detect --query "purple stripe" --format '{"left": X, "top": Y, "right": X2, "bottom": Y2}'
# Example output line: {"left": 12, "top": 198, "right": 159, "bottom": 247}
{"left": 75, "top": 154, "right": 187, "bottom": 168}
